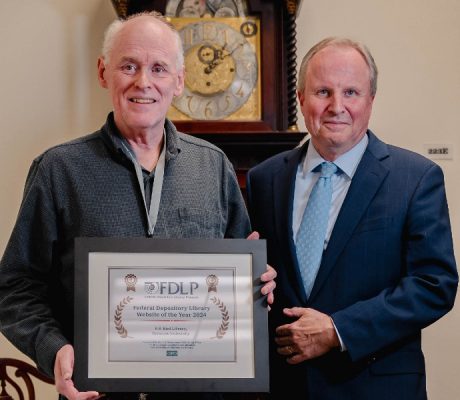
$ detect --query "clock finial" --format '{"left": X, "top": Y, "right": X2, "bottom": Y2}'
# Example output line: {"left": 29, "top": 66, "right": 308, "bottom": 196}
{"left": 111, "top": 0, "right": 129, "bottom": 19}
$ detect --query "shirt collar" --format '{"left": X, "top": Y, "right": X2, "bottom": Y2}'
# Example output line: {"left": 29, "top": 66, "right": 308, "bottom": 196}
{"left": 302, "top": 133, "right": 369, "bottom": 179}
{"left": 104, "top": 112, "right": 179, "bottom": 161}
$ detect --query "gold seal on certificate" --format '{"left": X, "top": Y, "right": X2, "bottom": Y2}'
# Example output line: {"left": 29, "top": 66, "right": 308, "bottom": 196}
{"left": 206, "top": 274, "right": 218, "bottom": 292}
{"left": 124, "top": 273, "right": 137, "bottom": 291}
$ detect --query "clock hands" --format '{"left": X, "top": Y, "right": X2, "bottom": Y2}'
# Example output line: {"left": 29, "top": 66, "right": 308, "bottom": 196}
{"left": 203, "top": 48, "right": 228, "bottom": 74}
{"left": 205, "top": 0, "right": 218, "bottom": 15}
{"left": 198, "top": 42, "right": 244, "bottom": 74}
{"left": 197, "top": 45, "right": 217, "bottom": 64}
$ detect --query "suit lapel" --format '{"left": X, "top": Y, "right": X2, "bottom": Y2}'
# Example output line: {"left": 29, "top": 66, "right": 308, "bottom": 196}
{"left": 308, "top": 132, "right": 390, "bottom": 301}
{"left": 273, "top": 143, "right": 308, "bottom": 302}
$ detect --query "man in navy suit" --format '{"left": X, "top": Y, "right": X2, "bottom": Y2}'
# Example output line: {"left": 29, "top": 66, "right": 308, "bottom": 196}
{"left": 246, "top": 37, "right": 458, "bottom": 399}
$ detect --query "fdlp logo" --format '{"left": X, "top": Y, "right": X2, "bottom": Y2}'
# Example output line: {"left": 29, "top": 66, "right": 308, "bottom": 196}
{"left": 166, "top": 350, "right": 178, "bottom": 357}
{"left": 144, "top": 281, "right": 199, "bottom": 295}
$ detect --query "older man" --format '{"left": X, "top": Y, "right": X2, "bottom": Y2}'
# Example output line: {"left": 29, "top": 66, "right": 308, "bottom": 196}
{"left": 0, "top": 12, "right": 275, "bottom": 400}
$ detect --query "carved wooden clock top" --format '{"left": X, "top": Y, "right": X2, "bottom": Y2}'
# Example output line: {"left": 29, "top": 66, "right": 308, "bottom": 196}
{"left": 166, "top": 0, "right": 247, "bottom": 17}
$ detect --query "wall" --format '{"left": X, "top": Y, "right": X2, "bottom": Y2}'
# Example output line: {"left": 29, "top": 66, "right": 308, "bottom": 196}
{"left": 0, "top": 0, "right": 459, "bottom": 398}
{"left": 0, "top": 1, "right": 115, "bottom": 398}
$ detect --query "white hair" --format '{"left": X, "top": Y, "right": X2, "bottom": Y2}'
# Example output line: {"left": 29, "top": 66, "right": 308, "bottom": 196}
{"left": 101, "top": 11, "right": 184, "bottom": 69}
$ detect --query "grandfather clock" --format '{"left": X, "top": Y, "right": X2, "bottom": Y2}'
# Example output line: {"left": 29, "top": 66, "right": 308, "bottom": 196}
{"left": 111, "top": 0, "right": 305, "bottom": 192}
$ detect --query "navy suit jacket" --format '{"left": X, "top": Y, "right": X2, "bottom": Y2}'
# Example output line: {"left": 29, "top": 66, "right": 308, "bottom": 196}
{"left": 246, "top": 131, "right": 457, "bottom": 399}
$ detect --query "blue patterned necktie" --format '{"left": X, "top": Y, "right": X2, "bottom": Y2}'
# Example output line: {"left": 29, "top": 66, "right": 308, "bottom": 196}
{"left": 296, "top": 161, "right": 338, "bottom": 298}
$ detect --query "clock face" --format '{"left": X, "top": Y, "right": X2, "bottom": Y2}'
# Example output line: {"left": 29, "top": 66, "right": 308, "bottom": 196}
{"left": 166, "top": 17, "right": 261, "bottom": 121}
{"left": 165, "top": 7, "right": 261, "bottom": 121}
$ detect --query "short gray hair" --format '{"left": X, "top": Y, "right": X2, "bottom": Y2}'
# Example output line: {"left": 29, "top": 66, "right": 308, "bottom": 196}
{"left": 297, "top": 37, "right": 378, "bottom": 96}
{"left": 101, "top": 11, "right": 184, "bottom": 69}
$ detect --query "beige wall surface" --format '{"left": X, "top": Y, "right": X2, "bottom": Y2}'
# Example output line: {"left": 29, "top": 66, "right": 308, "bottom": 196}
{"left": 0, "top": 0, "right": 459, "bottom": 399}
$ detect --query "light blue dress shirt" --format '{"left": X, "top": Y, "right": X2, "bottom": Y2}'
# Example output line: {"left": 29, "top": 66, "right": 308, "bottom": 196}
{"left": 292, "top": 133, "right": 369, "bottom": 351}
{"left": 293, "top": 134, "right": 369, "bottom": 247}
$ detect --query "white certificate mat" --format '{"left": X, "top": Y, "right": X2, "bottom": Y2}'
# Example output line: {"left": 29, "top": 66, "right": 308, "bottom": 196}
{"left": 74, "top": 238, "right": 268, "bottom": 393}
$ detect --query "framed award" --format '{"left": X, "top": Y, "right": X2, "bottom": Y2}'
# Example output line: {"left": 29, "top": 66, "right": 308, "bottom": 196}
{"left": 73, "top": 237, "right": 269, "bottom": 393}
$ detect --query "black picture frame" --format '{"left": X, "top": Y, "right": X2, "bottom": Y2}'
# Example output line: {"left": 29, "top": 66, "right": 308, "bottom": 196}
{"left": 73, "top": 237, "right": 269, "bottom": 393}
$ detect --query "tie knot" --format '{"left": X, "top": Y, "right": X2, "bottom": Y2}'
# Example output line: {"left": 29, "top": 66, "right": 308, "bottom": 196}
{"left": 319, "top": 162, "right": 337, "bottom": 178}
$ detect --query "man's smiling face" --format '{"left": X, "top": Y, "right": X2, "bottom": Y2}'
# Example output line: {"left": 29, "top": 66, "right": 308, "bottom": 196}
{"left": 298, "top": 45, "right": 374, "bottom": 160}
{"left": 97, "top": 16, "right": 184, "bottom": 137}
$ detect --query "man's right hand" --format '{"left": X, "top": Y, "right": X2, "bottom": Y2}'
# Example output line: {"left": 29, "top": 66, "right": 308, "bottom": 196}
{"left": 54, "top": 344, "right": 103, "bottom": 400}
{"left": 274, "top": 307, "right": 340, "bottom": 364}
